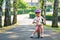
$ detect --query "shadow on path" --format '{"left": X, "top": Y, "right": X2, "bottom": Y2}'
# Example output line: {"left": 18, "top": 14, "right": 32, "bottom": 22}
{"left": 0, "top": 25, "right": 60, "bottom": 40}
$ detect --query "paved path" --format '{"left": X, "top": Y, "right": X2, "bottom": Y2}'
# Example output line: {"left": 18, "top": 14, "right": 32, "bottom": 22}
{"left": 0, "top": 25, "right": 60, "bottom": 40}
{"left": 0, "top": 14, "right": 60, "bottom": 40}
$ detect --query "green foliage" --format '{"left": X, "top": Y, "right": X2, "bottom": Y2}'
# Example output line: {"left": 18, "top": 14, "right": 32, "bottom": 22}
{"left": 17, "top": 9, "right": 23, "bottom": 14}
{"left": 46, "top": 15, "right": 52, "bottom": 20}
{"left": 46, "top": 15, "right": 60, "bottom": 21}
{"left": 0, "top": 0, "right": 3, "bottom": 6}
{"left": 58, "top": 16, "right": 60, "bottom": 21}
{"left": 39, "top": 0, "right": 42, "bottom": 8}
{"left": 29, "top": 12, "right": 34, "bottom": 14}
{"left": 47, "top": 0, "right": 54, "bottom": 2}
{"left": 17, "top": 9, "right": 30, "bottom": 14}
{"left": 24, "top": 9, "right": 31, "bottom": 13}
{"left": 39, "top": 0, "right": 42, "bottom": 2}
{"left": 30, "top": 6, "right": 36, "bottom": 12}
{"left": 0, "top": 0, "right": 3, "bottom": 27}
{"left": 17, "top": 6, "right": 36, "bottom": 14}
{"left": 29, "top": 12, "right": 35, "bottom": 18}
{"left": 17, "top": 0, "right": 27, "bottom": 9}
{"left": 58, "top": 7, "right": 60, "bottom": 12}
{"left": 29, "top": 13, "right": 60, "bottom": 21}
{"left": 46, "top": 6, "right": 52, "bottom": 12}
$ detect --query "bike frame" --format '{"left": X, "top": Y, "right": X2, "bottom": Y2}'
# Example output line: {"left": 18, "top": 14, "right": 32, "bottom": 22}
{"left": 33, "top": 22, "right": 42, "bottom": 38}
{"left": 36, "top": 25, "right": 41, "bottom": 38}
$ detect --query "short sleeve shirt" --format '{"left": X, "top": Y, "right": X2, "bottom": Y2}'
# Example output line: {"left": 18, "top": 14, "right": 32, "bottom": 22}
{"left": 33, "top": 16, "right": 43, "bottom": 24}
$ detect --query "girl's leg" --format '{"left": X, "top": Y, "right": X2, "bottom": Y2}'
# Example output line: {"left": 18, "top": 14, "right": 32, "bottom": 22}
{"left": 30, "top": 26, "right": 38, "bottom": 37}
{"left": 32, "top": 25, "right": 38, "bottom": 35}
{"left": 41, "top": 25, "right": 44, "bottom": 34}
{"left": 40, "top": 24, "right": 44, "bottom": 37}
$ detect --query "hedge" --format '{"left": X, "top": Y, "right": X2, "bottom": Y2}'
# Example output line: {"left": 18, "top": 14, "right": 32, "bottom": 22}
{"left": 17, "top": 8, "right": 36, "bottom": 14}
{"left": 17, "top": 10, "right": 23, "bottom": 14}
{"left": 58, "top": 16, "right": 60, "bottom": 21}
{"left": 29, "top": 13, "right": 60, "bottom": 21}
{"left": 46, "top": 15, "right": 60, "bottom": 21}
{"left": 29, "top": 12, "right": 35, "bottom": 18}
{"left": 46, "top": 15, "right": 52, "bottom": 20}
{"left": 29, "top": 13, "right": 35, "bottom": 18}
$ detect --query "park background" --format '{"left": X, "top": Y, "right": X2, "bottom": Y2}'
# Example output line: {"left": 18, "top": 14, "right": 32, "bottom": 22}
{"left": 0, "top": 0, "right": 60, "bottom": 32}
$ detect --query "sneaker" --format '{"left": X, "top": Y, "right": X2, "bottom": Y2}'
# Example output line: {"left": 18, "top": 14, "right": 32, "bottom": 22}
{"left": 41, "top": 36, "right": 43, "bottom": 38}
{"left": 40, "top": 34, "right": 44, "bottom": 38}
{"left": 30, "top": 34, "right": 34, "bottom": 38}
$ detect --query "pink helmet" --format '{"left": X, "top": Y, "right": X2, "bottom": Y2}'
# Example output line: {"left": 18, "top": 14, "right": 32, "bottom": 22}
{"left": 35, "top": 9, "right": 41, "bottom": 13}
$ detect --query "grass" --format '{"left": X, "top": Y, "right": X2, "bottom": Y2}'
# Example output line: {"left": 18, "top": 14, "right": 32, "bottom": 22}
{"left": 0, "top": 23, "right": 17, "bottom": 33}
{"left": 52, "top": 27, "right": 60, "bottom": 34}
{"left": 44, "top": 24, "right": 60, "bottom": 34}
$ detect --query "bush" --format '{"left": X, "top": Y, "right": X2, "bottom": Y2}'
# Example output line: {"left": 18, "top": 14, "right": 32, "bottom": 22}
{"left": 58, "top": 7, "right": 60, "bottom": 12}
{"left": 17, "top": 9, "right": 34, "bottom": 14}
{"left": 17, "top": 7, "right": 36, "bottom": 14}
{"left": 29, "top": 12, "right": 35, "bottom": 18}
{"left": 58, "top": 16, "right": 60, "bottom": 21}
{"left": 24, "top": 9, "right": 31, "bottom": 14}
{"left": 46, "top": 5, "right": 52, "bottom": 12}
{"left": 11, "top": 11, "right": 13, "bottom": 15}
{"left": 30, "top": 6, "right": 36, "bottom": 12}
{"left": 29, "top": 13, "right": 60, "bottom": 21}
{"left": 46, "top": 15, "right": 52, "bottom": 20}
{"left": 17, "top": 9, "right": 23, "bottom": 14}
{"left": 46, "top": 15, "right": 60, "bottom": 21}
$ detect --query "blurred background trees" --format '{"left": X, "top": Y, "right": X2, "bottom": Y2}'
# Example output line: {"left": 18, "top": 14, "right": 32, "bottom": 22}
{"left": 0, "top": 0, "right": 3, "bottom": 27}
{"left": 52, "top": 0, "right": 59, "bottom": 27}
{"left": 12, "top": 0, "right": 17, "bottom": 24}
{"left": 4, "top": 0, "right": 11, "bottom": 26}
{"left": 0, "top": 0, "right": 60, "bottom": 28}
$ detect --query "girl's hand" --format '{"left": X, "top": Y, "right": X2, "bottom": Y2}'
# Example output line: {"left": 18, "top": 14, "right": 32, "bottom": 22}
{"left": 32, "top": 22, "right": 35, "bottom": 24}
{"left": 36, "top": 21, "right": 39, "bottom": 25}
{"left": 42, "top": 19, "right": 46, "bottom": 24}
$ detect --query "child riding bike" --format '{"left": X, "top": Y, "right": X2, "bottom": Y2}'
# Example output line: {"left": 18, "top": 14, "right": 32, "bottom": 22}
{"left": 30, "top": 9, "right": 45, "bottom": 38}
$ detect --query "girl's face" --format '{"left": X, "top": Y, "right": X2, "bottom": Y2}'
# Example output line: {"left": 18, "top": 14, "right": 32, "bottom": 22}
{"left": 35, "top": 12, "right": 41, "bottom": 17}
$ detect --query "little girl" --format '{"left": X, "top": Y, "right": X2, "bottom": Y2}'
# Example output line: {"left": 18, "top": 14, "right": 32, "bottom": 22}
{"left": 30, "top": 9, "right": 45, "bottom": 38}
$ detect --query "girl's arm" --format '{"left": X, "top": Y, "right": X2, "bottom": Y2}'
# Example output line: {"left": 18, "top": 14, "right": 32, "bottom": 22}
{"left": 32, "top": 17, "right": 36, "bottom": 24}
{"left": 41, "top": 17, "right": 46, "bottom": 24}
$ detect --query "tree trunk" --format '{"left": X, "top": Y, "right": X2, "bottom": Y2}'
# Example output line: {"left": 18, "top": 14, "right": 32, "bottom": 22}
{"left": 12, "top": 0, "right": 17, "bottom": 24}
{"left": 0, "top": 0, "right": 3, "bottom": 27}
{"left": 0, "top": 7, "right": 2, "bottom": 27}
{"left": 4, "top": 0, "right": 11, "bottom": 26}
{"left": 43, "top": 0, "right": 46, "bottom": 24}
{"left": 41, "top": 0, "right": 44, "bottom": 16}
{"left": 52, "top": 0, "right": 59, "bottom": 27}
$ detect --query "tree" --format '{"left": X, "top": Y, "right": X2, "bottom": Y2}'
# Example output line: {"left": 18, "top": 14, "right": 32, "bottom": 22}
{"left": 17, "top": 0, "right": 27, "bottom": 9}
{"left": 38, "top": 0, "right": 42, "bottom": 8}
{"left": 17, "top": 0, "right": 27, "bottom": 14}
{"left": 12, "top": 0, "right": 17, "bottom": 24}
{"left": 0, "top": 0, "right": 3, "bottom": 27}
{"left": 41, "top": 0, "right": 44, "bottom": 16}
{"left": 39, "top": 0, "right": 46, "bottom": 24}
{"left": 47, "top": 0, "right": 54, "bottom": 2}
{"left": 38, "top": 0, "right": 43, "bottom": 15}
{"left": 4, "top": 0, "right": 11, "bottom": 26}
{"left": 43, "top": 0, "right": 46, "bottom": 24}
{"left": 52, "top": 0, "right": 59, "bottom": 27}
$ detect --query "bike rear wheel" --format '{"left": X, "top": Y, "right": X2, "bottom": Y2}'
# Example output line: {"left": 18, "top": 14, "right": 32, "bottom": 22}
{"left": 37, "top": 27, "right": 40, "bottom": 38}
{"left": 37, "top": 31, "right": 40, "bottom": 38}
